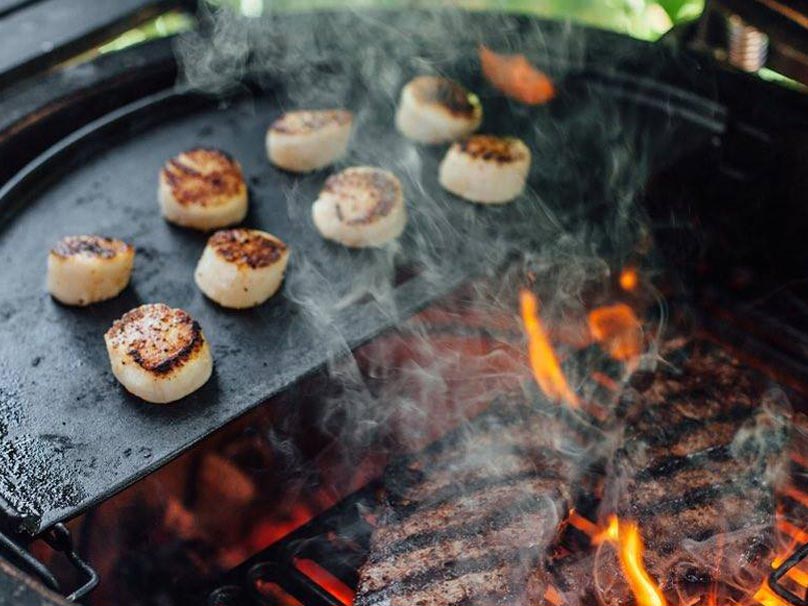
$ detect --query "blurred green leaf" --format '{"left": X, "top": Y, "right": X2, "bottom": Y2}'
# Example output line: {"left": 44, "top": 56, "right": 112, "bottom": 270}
{"left": 655, "top": 0, "right": 704, "bottom": 21}
{"left": 206, "top": 0, "right": 704, "bottom": 40}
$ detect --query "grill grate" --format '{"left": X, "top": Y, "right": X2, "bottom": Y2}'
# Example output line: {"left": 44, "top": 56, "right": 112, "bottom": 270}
{"left": 770, "top": 541, "right": 808, "bottom": 606}
{"left": 205, "top": 487, "right": 377, "bottom": 606}
{"left": 202, "top": 348, "right": 808, "bottom": 606}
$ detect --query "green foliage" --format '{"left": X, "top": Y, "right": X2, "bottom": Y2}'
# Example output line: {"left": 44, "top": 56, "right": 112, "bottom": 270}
{"left": 656, "top": 0, "right": 705, "bottom": 21}
{"left": 206, "top": 0, "right": 706, "bottom": 40}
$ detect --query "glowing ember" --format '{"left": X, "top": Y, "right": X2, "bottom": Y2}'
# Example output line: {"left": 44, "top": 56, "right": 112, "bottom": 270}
{"left": 294, "top": 558, "right": 355, "bottom": 606}
{"left": 249, "top": 505, "right": 315, "bottom": 552}
{"left": 620, "top": 267, "right": 639, "bottom": 291}
{"left": 779, "top": 518, "right": 808, "bottom": 543}
{"left": 600, "top": 515, "right": 667, "bottom": 606}
{"left": 519, "top": 290, "right": 579, "bottom": 407}
{"left": 479, "top": 45, "right": 555, "bottom": 104}
{"left": 568, "top": 509, "right": 599, "bottom": 539}
{"left": 782, "top": 484, "right": 808, "bottom": 509}
{"left": 544, "top": 584, "right": 565, "bottom": 606}
{"left": 588, "top": 303, "right": 643, "bottom": 361}
{"left": 255, "top": 579, "right": 303, "bottom": 605}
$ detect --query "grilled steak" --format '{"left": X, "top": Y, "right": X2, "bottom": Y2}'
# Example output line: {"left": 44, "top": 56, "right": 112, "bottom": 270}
{"left": 545, "top": 338, "right": 789, "bottom": 605}
{"left": 355, "top": 402, "right": 580, "bottom": 606}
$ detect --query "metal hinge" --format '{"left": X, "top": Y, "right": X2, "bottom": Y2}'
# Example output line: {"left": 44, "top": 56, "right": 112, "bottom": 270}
{"left": 0, "top": 523, "right": 98, "bottom": 602}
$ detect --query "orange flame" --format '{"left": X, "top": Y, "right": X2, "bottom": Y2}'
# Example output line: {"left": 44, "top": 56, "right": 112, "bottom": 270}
{"left": 544, "top": 584, "right": 566, "bottom": 606}
{"left": 588, "top": 303, "right": 643, "bottom": 361}
{"left": 568, "top": 509, "right": 600, "bottom": 539}
{"left": 569, "top": 510, "right": 808, "bottom": 606}
{"left": 620, "top": 267, "right": 639, "bottom": 291}
{"left": 479, "top": 45, "right": 555, "bottom": 105}
{"left": 600, "top": 515, "right": 667, "bottom": 606}
{"left": 754, "top": 580, "right": 788, "bottom": 606}
{"left": 519, "top": 291, "right": 579, "bottom": 407}
{"left": 754, "top": 556, "right": 808, "bottom": 605}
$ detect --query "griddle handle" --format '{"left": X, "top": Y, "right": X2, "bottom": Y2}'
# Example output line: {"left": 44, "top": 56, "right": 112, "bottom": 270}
{"left": 43, "top": 523, "right": 99, "bottom": 602}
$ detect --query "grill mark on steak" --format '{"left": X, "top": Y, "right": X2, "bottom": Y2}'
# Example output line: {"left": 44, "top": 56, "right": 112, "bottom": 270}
{"left": 360, "top": 500, "right": 562, "bottom": 595}
{"left": 630, "top": 473, "right": 768, "bottom": 519}
{"left": 540, "top": 340, "right": 787, "bottom": 606}
{"left": 634, "top": 444, "right": 732, "bottom": 480}
{"left": 356, "top": 549, "right": 537, "bottom": 606}
{"left": 614, "top": 343, "right": 784, "bottom": 599}
{"left": 373, "top": 470, "right": 566, "bottom": 549}
{"left": 627, "top": 438, "right": 781, "bottom": 512}
{"left": 355, "top": 402, "right": 577, "bottom": 606}
{"left": 639, "top": 491, "right": 774, "bottom": 558}
{"left": 630, "top": 406, "right": 756, "bottom": 450}
{"left": 359, "top": 520, "right": 551, "bottom": 594}
{"left": 370, "top": 488, "right": 564, "bottom": 564}
{"left": 360, "top": 567, "right": 523, "bottom": 606}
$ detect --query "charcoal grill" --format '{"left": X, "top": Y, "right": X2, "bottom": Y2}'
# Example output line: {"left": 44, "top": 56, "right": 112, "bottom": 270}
{"left": 3, "top": 1, "right": 808, "bottom": 605}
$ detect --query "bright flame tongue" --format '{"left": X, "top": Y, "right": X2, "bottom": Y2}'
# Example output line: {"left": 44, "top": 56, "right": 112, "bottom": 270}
{"left": 519, "top": 290, "right": 579, "bottom": 407}
{"left": 601, "top": 515, "right": 667, "bottom": 606}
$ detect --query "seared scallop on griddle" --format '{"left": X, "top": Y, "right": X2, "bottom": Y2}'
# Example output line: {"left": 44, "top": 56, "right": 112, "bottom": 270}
{"left": 159, "top": 148, "right": 248, "bottom": 231}
{"left": 439, "top": 135, "right": 531, "bottom": 204}
{"left": 395, "top": 76, "right": 482, "bottom": 144}
{"left": 104, "top": 303, "right": 213, "bottom": 404}
{"left": 267, "top": 109, "right": 353, "bottom": 173}
{"left": 47, "top": 235, "right": 134, "bottom": 306}
{"left": 312, "top": 166, "right": 407, "bottom": 248}
{"left": 195, "top": 228, "right": 290, "bottom": 309}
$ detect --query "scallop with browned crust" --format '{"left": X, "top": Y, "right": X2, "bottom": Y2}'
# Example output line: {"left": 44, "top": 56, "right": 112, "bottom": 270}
{"left": 104, "top": 303, "right": 213, "bottom": 403}
{"left": 438, "top": 135, "right": 531, "bottom": 204}
{"left": 267, "top": 109, "right": 353, "bottom": 173}
{"left": 47, "top": 235, "right": 134, "bottom": 306}
{"left": 395, "top": 76, "right": 482, "bottom": 144}
{"left": 195, "top": 228, "right": 290, "bottom": 309}
{"left": 159, "top": 148, "right": 248, "bottom": 231}
{"left": 312, "top": 166, "right": 407, "bottom": 248}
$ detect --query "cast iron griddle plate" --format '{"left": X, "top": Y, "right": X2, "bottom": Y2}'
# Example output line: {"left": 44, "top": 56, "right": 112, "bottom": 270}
{"left": 0, "top": 14, "right": 724, "bottom": 534}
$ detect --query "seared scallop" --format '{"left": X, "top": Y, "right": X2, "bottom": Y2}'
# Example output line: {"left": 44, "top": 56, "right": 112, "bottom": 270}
{"left": 159, "top": 148, "right": 248, "bottom": 231}
{"left": 395, "top": 76, "right": 482, "bottom": 144}
{"left": 312, "top": 166, "right": 406, "bottom": 248}
{"left": 104, "top": 303, "right": 213, "bottom": 404}
{"left": 438, "top": 135, "right": 531, "bottom": 204}
{"left": 267, "top": 109, "right": 353, "bottom": 173}
{"left": 47, "top": 235, "right": 134, "bottom": 306}
{"left": 195, "top": 229, "right": 290, "bottom": 309}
